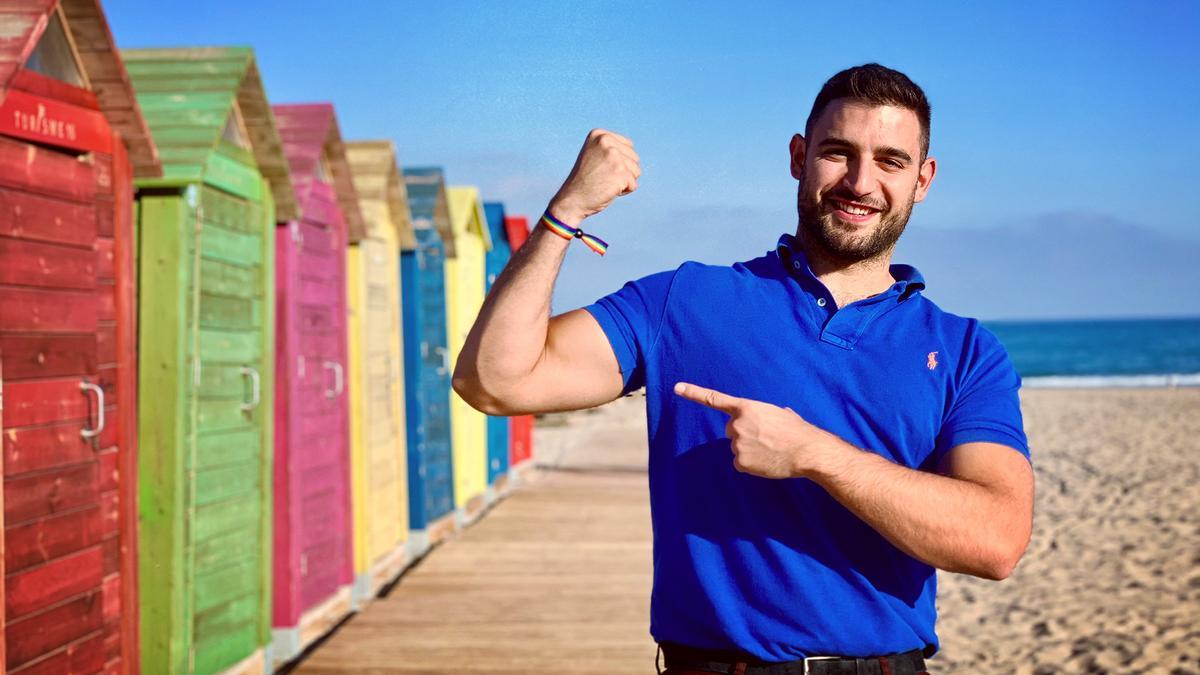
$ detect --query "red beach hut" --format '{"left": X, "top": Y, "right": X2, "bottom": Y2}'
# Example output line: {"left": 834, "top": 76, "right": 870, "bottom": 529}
{"left": 269, "top": 102, "right": 364, "bottom": 664}
{"left": 0, "top": 1, "right": 161, "bottom": 672}
{"left": 502, "top": 216, "right": 535, "bottom": 473}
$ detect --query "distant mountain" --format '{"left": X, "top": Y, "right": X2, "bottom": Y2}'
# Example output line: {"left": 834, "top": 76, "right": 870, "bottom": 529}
{"left": 551, "top": 209, "right": 1200, "bottom": 321}
{"left": 894, "top": 212, "right": 1200, "bottom": 320}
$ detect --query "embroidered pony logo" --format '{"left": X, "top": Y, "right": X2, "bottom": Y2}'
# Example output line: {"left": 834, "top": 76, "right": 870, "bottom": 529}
{"left": 927, "top": 351, "right": 939, "bottom": 370}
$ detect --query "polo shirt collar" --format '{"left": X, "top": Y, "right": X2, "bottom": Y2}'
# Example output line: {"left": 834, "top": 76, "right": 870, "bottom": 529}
{"left": 775, "top": 233, "right": 925, "bottom": 299}
{"left": 774, "top": 233, "right": 927, "bottom": 349}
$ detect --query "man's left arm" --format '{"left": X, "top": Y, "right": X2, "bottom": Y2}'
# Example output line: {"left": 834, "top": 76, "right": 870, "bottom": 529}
{"left": 807, "top": 439, "right": 1033, "bottom": 580}
{"left": 674, "top": 382, "right": 1034, "bottom": 580}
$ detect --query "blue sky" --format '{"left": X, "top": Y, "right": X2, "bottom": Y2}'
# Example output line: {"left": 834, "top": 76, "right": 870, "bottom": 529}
{"left": 106, "top": 1, "right": 1200, "bottom": 320}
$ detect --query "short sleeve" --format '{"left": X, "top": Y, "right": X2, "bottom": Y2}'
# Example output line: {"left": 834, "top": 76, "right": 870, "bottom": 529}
{"left": 583, "top": 268, "right": 678, "bottom": 395}
{"left": 936, "top": 326, "right": 1030, "bottom": 462}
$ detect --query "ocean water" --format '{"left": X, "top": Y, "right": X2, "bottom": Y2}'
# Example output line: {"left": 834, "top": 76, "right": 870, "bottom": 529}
{"left": 984, "top": 317, "right": 1200, "bottom": 387}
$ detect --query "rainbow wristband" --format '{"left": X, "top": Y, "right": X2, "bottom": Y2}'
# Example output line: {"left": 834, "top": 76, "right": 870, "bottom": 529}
{"left": 541, "top": 211, "right": 609, "bottom": 256}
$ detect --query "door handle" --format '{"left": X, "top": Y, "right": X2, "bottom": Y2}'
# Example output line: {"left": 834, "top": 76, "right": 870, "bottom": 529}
{"left": 434, "top": 346, "right": 449, "bottom": 376}
{"left": 80, "top": 380, "right": 105, "bottom": 440}
{"left": 241, "top": 366, "right": 261, "bottom": 412}
{"left": 324, "top": 361, "right": 344, "bottom": 398}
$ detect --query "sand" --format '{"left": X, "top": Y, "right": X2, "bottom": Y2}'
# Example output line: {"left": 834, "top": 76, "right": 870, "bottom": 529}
{"left": 934, "top": 388, "right": 1200, "bottom": 674}
{"left": 542, "top": 388, "right": 1200, "bottom": 674}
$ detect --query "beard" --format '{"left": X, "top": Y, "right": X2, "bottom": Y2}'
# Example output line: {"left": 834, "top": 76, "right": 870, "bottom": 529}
{"left": 796, "top": 177, "right": 915, "bottom": 264}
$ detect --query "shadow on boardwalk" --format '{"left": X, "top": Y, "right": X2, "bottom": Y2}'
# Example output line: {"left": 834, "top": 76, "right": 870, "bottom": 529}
{"left": 296, "top": 396, "right": 656, "bottom": 674}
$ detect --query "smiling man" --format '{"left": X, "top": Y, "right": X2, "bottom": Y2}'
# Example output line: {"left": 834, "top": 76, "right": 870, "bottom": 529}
{"left": 454, "top": 64, "right": 1034, "bottom": 674}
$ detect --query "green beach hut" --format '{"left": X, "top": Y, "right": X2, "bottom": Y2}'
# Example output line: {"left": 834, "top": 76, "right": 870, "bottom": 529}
{"left": 123, "top": 46, "right": 298, "bottom": 675}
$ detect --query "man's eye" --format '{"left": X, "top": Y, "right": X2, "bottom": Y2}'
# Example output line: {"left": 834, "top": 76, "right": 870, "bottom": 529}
{"left": 881, "top": 159, "right": 904, "bottom": 169}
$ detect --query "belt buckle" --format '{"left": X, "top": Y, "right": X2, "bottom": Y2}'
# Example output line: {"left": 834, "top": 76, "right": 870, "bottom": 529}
{"left": 802, "top": 655, "right": 840, "bottom": 675}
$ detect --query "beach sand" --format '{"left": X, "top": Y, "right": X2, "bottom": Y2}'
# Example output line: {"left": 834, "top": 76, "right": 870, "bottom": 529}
{"left": 539, "top": 388, "right": 1200, "bottom": 674}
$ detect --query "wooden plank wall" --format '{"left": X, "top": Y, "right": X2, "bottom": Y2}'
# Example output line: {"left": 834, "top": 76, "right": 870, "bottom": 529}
{"left": 1, "top": 133, "right": 109, "bottom": 673}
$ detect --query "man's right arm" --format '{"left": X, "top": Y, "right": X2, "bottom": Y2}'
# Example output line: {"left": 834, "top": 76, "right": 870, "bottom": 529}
{"left": 451, "top": 129, "right": 642, "bottom": 415}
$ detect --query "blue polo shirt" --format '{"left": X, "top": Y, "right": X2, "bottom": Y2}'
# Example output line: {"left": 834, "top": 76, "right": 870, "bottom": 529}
{"left": 584, "top": 233, "right": 1029, "bottom": 661}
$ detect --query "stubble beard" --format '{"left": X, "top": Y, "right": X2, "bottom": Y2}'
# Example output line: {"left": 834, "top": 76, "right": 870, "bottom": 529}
{"left": 796, "top": 177, "right": 915, "bottom": 265}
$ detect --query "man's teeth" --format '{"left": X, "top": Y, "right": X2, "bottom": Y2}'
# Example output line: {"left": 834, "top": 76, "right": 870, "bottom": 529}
{"left": 837, "top": 202, "right": 874, "bottom": 216}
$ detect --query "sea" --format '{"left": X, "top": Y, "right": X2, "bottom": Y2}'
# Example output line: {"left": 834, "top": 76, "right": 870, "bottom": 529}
{"left": 983, "top": 317, "right": 1200, "bottom": 388}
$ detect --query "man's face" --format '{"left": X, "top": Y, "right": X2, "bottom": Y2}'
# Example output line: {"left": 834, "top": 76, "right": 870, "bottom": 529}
{"left": 790, "top": 100, "right": 936, "bottom": 263}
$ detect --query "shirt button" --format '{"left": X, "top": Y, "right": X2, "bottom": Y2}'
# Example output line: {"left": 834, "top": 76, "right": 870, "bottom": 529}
{"left": 792, "top": 261, "right": 801, "bottom": 270}
{"left": 816, "top": 298, "right": 827, "bottom": 307}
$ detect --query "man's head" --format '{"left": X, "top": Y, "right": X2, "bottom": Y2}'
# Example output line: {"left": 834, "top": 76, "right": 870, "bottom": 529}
{"left": 790, "top": 64, "right": 937, "bottom": 265}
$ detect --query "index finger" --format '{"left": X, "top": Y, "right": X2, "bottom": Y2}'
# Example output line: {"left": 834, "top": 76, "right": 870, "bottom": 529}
{"left": 674, "top": 382, "right": 743, "bottom": 414}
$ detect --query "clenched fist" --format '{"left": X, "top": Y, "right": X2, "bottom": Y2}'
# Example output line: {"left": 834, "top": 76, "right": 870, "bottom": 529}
{"left": 548, "top": 129, "right": 641, "bottom": 226}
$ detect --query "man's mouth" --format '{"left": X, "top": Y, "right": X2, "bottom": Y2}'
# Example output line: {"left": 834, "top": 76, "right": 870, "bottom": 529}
{"left": 828, "top": 197, "right": 883, "bottom": 221}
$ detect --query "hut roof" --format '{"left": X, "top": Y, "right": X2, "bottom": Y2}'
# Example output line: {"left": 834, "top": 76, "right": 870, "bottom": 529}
{"left": 503, "top": 215, "right": 530, "bottom": 251}
{"left": 345, "top": 139, "right": 417, "bottom": 250}
{"left": 403, "top": 166, "right": 455, "bottom": 257}
{"left": 121, "top": 46, "right": 298, "bottom": 220}
{"left": 0, "top": 0, "right": 161, "bottom": 176}
{"left": 446, "top": 186, "right": 493, "bottom": 251}
{"left": 272, "top": 103, "right": 365, "bottom": 240}
{"left": 483, "top": 202, "right": 510, "bottom": 252}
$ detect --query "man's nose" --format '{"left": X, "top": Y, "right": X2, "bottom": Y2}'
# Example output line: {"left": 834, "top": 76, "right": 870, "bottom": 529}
{"left": 842, "top": 159, "right": 876, "bottom": 198}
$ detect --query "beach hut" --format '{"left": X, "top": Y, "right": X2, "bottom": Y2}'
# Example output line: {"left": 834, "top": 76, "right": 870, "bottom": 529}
{"left": 502, "top": 215, "right": 536, "bottom": 473}
{"left": 482, "top": 202, "right": 511, "bottom": 492}
{"left": 123, "top": 45, "right": 292, "bottom": 675}
{"left": 444, "top": 186, "right": 492, "bottom": 518}
{"left": 343, "top": 140, "right": 415, "bottom": 604}
{"left": 400, "top": 167, "right": 456, "bottom": 551}
{"left": 269, "top": 102, "right": 362, "bottom": 663}
{"left": 0, "top": 2, "right": 160, "bottom": 672}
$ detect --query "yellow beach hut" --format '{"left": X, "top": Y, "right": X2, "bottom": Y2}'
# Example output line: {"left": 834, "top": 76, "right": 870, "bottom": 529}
{"left": 343, "top": 140, "right": 416, "bottom": 605}
{"left": 444, "top": 186, "right": 492, "bottom": 520}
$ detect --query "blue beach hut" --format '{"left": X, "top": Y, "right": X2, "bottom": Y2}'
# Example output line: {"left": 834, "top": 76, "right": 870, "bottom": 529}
{"left": 483, "top": 202, "right": 513, "bottom": 494}
{"left": 400, "top": 167, "right": 457, "bottom": 553}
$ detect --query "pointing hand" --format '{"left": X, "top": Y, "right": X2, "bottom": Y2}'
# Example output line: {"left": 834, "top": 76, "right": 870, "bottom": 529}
{"left": 673, "top": 382, "right": 837, "bottom": 480}
{"left": 548, "top": 129, "right": 642, "bottom": 226}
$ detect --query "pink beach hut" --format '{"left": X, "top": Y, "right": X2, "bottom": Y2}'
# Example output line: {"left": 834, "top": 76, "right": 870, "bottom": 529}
{"left": 269, "top": 102, "right": 365, "bottom": 664}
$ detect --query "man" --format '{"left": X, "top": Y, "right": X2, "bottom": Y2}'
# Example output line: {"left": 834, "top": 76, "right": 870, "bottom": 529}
{"left": 454, "top": 64, "right": 1034, "bottom": 674}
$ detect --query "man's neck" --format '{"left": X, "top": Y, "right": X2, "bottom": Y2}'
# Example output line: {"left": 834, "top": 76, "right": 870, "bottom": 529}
{"left": 798, "top": 236, "right": 896, "bottom": 309}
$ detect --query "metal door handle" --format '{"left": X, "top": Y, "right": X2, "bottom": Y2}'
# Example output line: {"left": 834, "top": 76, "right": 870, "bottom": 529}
{"left": 80, "top": 381, "right": 105, "bottom": 439}
{"left": 435, "top": 346, "right": 449, "bottom": 376}
{"left": 241, "top": 366, "right": 261, "bottom": 412}
{"left": 325, "top": 361, "right": 344, "bottom": 398}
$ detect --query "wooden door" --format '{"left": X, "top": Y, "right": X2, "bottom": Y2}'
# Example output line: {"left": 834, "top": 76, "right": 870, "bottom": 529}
{"left": 417, "top": 235, "right": 454, "bottom": 522}
{"left": 275, "top": 185, "right": 352, "bottom": 628}
{"left": 359, "top": 237, "right": 404, "bottom": 569}
{"left": 0, "top": 134, "right": 110, "bottom": 673}
{"left": 190, "top": 183, "right": 271, "bottom": 674}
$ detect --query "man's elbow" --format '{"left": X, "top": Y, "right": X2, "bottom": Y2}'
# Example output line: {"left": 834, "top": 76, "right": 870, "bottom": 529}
{"left": 451, "top": 367, "right": 524, "bottom": 416}
{"left": 974, "top": 534, "right": 1030, "bottom": 581}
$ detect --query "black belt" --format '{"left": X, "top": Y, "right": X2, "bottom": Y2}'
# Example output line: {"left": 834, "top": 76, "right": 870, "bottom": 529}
{"left": 658, "top": 642, "right": 929, "bottom": 675}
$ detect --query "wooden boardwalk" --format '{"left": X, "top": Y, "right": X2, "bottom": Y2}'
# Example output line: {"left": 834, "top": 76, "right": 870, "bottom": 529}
{"left": 294, "top": 397, "right": 657, "bottom": 674}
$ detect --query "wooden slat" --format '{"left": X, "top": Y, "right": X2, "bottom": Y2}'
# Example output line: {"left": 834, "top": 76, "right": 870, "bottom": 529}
{"left": 4, "top": 461, "right": 99, "bottom": 525}
{"left": 5, "top": 546, "right": 102, "bottom": 618}
{"left": 3, "top": 420, "right": 97, "bottom": 476}
{"left": 0, "top": 237, "right": 96, "bottom": 289}
{"left": 4, "top": 505, "right": 102, "bottom": 574}
{"left": 1, "top": 378, "right": 89, "bottom": 427}
{"left": 5, "top": 592, "right": 103, "bottom": 672}
{"left": 0, "top": 287, "right": 97, "bottom": 333}
{"left": 0, "top": 335, "right": 95, "bottom": 380}
{"left": 0, "top": 188, "right": 95, "bottom": 246}
{"left": 6, "top": 631, "right": 106, "bottom": 675}
{"left": 0, "top": 136, "right": 94, "bottom": 202}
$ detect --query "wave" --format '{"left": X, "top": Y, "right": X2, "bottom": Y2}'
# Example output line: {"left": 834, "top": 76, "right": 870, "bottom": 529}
{"left": 1023, "top": 373, "right": 1200, "bottom": 388}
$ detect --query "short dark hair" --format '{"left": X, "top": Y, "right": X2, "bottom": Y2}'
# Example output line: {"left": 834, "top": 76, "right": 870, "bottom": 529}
{"left": 805, "top": 63, "right": 932, "bottom": 159}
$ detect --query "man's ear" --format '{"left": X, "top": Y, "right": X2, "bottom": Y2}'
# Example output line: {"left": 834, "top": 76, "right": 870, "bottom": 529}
{"left": 914, "top": 156, "right": 937, "bottom": 203}
{"left": 789, "top": 134, "right": 806, "bottom": 180}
